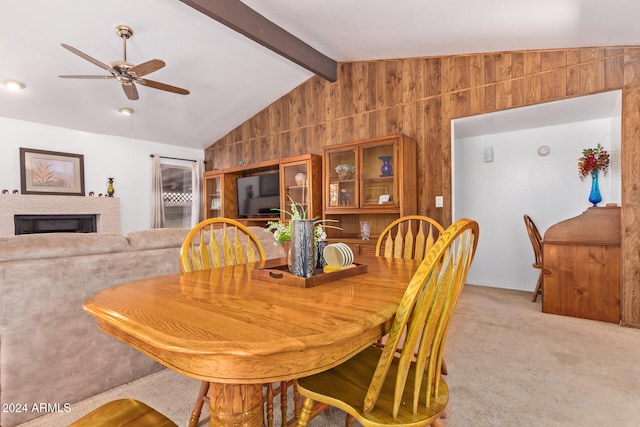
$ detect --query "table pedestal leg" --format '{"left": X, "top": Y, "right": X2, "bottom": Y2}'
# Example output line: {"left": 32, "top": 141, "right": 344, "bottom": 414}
{"left": 208, "top": 383, "right": 264, "bottom": 427}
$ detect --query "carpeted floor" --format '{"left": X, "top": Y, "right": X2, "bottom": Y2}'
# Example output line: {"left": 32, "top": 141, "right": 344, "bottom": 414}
{"left": 17, "top": 285, "right": 640, "bottom": 427}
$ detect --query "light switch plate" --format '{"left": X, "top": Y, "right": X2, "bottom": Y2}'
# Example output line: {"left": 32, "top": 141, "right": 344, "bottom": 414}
{"left": 435, "top": 196, "right": 443, "bottom": 208}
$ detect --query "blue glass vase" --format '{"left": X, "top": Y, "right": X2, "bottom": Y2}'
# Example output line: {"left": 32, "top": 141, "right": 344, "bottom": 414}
{"left": 379, "top": 156, "right": 393, "bottom": 176}
{"left": 588, "top": 170, "right": 602, "bottom": 207}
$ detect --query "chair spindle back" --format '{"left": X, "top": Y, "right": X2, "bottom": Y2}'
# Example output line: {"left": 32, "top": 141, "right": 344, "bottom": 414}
{"left": 180, "top": 218, "right": 267, "bottom": 272}
{"left": 376, "top": 215, "right": 446, "bottom": 260}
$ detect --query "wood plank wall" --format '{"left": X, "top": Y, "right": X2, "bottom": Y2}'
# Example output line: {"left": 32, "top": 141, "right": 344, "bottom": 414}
{"left": 205, "top": 46, "right": 640, "bottom": 326}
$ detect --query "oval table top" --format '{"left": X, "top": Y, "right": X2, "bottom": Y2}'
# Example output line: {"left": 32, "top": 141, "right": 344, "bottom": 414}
{"left": 83, "top": 255, "right": 420, "bottom": 384}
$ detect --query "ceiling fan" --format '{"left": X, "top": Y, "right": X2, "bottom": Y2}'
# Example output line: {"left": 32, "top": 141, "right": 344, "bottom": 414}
{"left": 59, "top": 25, "right": 189, "bottom": 100}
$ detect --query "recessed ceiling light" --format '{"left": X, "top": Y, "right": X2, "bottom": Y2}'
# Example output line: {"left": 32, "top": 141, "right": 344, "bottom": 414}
{"left": 2, "top": 79, "right": 26, "bottom": 91}
{"left": 118, "top": 107, "right": 134, "bottom": 116}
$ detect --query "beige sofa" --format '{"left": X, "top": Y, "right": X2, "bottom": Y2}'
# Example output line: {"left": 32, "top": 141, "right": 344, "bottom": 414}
{"left": 0, "top": 227, "right": 284, "bottom": 426}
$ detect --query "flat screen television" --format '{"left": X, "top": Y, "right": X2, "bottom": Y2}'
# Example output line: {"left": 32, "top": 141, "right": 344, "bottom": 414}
{"left": 236, "top": 172, "right": 280, "bottom": 217}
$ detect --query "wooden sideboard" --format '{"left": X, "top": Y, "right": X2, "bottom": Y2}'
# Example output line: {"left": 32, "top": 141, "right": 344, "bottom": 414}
{"left": 542, "top": 206, "right": 621, "bottom": 323}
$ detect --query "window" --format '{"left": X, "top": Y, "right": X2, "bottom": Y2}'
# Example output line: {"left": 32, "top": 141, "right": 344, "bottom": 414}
{"left": 161, "top": 162, "right": 193, "bottom": 228}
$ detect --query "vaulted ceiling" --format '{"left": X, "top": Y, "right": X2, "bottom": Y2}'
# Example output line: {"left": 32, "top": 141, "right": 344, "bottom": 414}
{"left": 1, "top": 0, "right": 638, "bottom": 149}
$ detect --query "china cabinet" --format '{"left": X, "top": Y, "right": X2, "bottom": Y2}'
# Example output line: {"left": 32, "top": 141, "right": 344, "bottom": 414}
{"left": 323, "top": 135, "right": 417, "bottom": 254}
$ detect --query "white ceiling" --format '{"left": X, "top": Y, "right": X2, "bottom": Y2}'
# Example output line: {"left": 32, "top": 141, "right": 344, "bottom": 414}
{"left": 0, "top": 0, "right": 638, "bottom": 150}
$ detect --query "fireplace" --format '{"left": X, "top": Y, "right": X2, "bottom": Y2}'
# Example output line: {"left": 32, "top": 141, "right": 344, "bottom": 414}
{"left": 15, "top": 214, "right": 97, "bottom": 235}
{"left": 0, "top": 195, "right": 120, "bottom": 236}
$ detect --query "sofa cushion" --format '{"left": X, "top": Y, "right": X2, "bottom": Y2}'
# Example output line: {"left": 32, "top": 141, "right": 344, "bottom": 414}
{"left": 248, "top": 226, "right": 286, "bottom": 260}
{"left": 0, "top": 233, "right": 131, "bottom": 262}
{"left": 126, "top": 228, "right": 190, "bottom": 251}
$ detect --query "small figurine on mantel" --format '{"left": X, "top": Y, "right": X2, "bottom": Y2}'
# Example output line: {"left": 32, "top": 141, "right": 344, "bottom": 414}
{"left": 107, "top": 178, "right": 115, "bottom": 197}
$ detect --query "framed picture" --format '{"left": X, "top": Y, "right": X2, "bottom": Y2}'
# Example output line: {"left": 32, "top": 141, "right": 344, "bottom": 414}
{"left": 20, "top": 148, "right": 85, "bottom": 196}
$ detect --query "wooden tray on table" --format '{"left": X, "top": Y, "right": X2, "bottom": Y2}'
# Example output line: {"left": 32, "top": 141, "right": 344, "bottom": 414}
{"left": 251, "top": 262, "right": 368, "bottom": 288}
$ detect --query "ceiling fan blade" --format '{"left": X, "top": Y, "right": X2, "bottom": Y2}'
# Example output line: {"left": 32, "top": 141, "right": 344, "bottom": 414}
{"left": 137, "top": 78, "right": 190, "bottom": 95}
{"left": 122, "top": 82, "right": 139, "bottom": 100}
{"left": 59, "top": 75, "right": 115, "bottom": 79}
{"left": 61, "top": 44, "right": 112, "bottom": 73}
{"left": 129, "top": 59, "right": 165, "bottom": 78}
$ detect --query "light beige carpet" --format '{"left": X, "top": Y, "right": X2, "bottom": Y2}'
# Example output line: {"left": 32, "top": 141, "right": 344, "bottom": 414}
{"left": 17, "top": 285, "right": 640, "bottom": 427}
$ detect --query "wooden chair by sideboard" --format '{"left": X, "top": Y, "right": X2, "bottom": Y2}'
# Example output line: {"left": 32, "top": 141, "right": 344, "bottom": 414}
{"left": 180, "top": 217, "right": 298, "bottom": 427}
{"left": 68, "top": 399, "right": 177, "bottom": 427}
{"left": 376, "top": 215, "right": 445, "bottom": 260}
{"left": 296, "top": 219, "right": 479, "bottom": 427}
{"left": 523, "top": 214, "right": 543, "bottom": 303}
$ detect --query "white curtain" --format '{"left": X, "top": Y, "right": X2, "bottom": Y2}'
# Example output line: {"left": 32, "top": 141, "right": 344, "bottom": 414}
{"left": 191, "top": 159, "right": 204, "bottom": 227}
{"left": 151, "top": 154, "right": 165, "bottom": 228}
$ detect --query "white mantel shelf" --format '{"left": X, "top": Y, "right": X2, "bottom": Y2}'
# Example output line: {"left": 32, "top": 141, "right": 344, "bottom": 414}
{"left": 0, "top": 195, "right": 121, "bottom": 237}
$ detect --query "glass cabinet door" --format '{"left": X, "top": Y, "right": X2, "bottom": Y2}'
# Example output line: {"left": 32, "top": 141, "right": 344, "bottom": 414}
{"left": 326, "top": 148, "right": 357, "bottom": 208}
{"left": 361, "top": 143, "right": 397, "bottom": 208}
{"left": 282, "top": 161, "right": 310, "bottom": 218}
{"left": 205, "top": 174, "right": 222, "bottom": 218}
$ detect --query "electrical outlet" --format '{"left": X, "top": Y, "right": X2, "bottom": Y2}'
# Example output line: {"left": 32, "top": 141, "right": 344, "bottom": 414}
{"left": 435, "top": 196, "right": 443, "bottom": 208}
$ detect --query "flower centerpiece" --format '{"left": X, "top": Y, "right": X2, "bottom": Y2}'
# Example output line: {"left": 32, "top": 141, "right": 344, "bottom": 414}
{"left": 265, "top": 196, "right": 340, "bottom": 277}
{"left": 578, "top": 143, "right": 610, "bottom": 180}
{"left": 578, "top": 143, "right": 610, "bottom": 206}
{"left": 265, "top": 201, "right": 328, "bottom": 245}
{"left": 335, "top": 163, "right": 355, "bottom": 180}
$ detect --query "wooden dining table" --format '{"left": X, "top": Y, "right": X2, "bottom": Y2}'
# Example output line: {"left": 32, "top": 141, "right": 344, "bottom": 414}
{"left": 83, "top": 255, "right": 421, "bottom": 427}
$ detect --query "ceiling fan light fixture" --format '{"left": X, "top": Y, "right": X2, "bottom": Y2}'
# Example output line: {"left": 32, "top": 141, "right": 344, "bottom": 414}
{"left": 118, "top": 107, "right": 135, "bottom": 116}
{"left": 2, "top": 79, "right": 26, "bottom": 91}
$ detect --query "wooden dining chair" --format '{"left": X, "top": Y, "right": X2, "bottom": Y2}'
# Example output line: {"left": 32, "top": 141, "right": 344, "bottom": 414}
{"left": 296, "top": 218, "right": 479, "bottom": 427}
{"left": 180, "top": 217, "right": 267, "bottom": 272}
{"left": 376, "top": 215, "right": 445, "bottom": 260}
{"left": 68, "top": 399, "right": 177, "bottom": 427}
{"left": 523, "top": 214, "right": 543, "bottom": 302}
{"left": 179, "top": 217, "right": 298, "bottom": 427}
{"left": 375, "top": 215, "right": 449, "bottom": 375}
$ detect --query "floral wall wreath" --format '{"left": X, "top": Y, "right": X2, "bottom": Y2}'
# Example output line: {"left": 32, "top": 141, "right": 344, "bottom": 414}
{"left": 578, "top": 143, "right": 610, "bottom": 181}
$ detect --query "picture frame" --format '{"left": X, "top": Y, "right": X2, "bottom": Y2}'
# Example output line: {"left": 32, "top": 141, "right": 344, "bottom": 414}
{"left": 378, "top": 194, "right": 391, "bottom": 204}
{"left": 20, "top": 148, "right": 85, "bottom": 196}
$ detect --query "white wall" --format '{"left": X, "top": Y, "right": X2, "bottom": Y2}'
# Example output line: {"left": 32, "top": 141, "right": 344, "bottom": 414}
{"left": 0, "top": 117, "right": 204, "bottom": 234}
{"left": 453, "top": 117, "right": 621, "bottom": 292}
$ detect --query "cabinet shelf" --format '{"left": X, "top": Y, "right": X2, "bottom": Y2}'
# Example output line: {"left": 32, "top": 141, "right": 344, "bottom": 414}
{"left": 330, "top": 179, "right": 356, "bottom": 184}
{"left": 364, "top": 176, "right": 393, "bottom": 183}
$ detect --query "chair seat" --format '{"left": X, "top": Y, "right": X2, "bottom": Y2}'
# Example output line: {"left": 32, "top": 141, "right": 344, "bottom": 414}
{"left": 68, "top": 399, "right": 177, "bottom": 427}
{"left": 297, "top": 346, "right": 448, "bottom": 426}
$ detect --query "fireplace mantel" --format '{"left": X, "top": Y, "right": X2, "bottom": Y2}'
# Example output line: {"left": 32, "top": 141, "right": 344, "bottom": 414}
{"left": 0, "top": 195, "right": 120, "bottom": 236}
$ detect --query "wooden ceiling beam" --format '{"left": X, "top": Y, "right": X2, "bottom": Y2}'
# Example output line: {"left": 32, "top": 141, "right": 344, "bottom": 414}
{"left": 180, "top": 0, "right": 337, "bottom": 82}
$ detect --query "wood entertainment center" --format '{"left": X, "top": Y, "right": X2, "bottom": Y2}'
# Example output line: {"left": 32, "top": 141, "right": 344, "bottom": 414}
{"left": 203, "top": 154, "right": 322, "bottom": 225}
{"left": 203, "top": 135, "right": 417, "bottom": 256}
